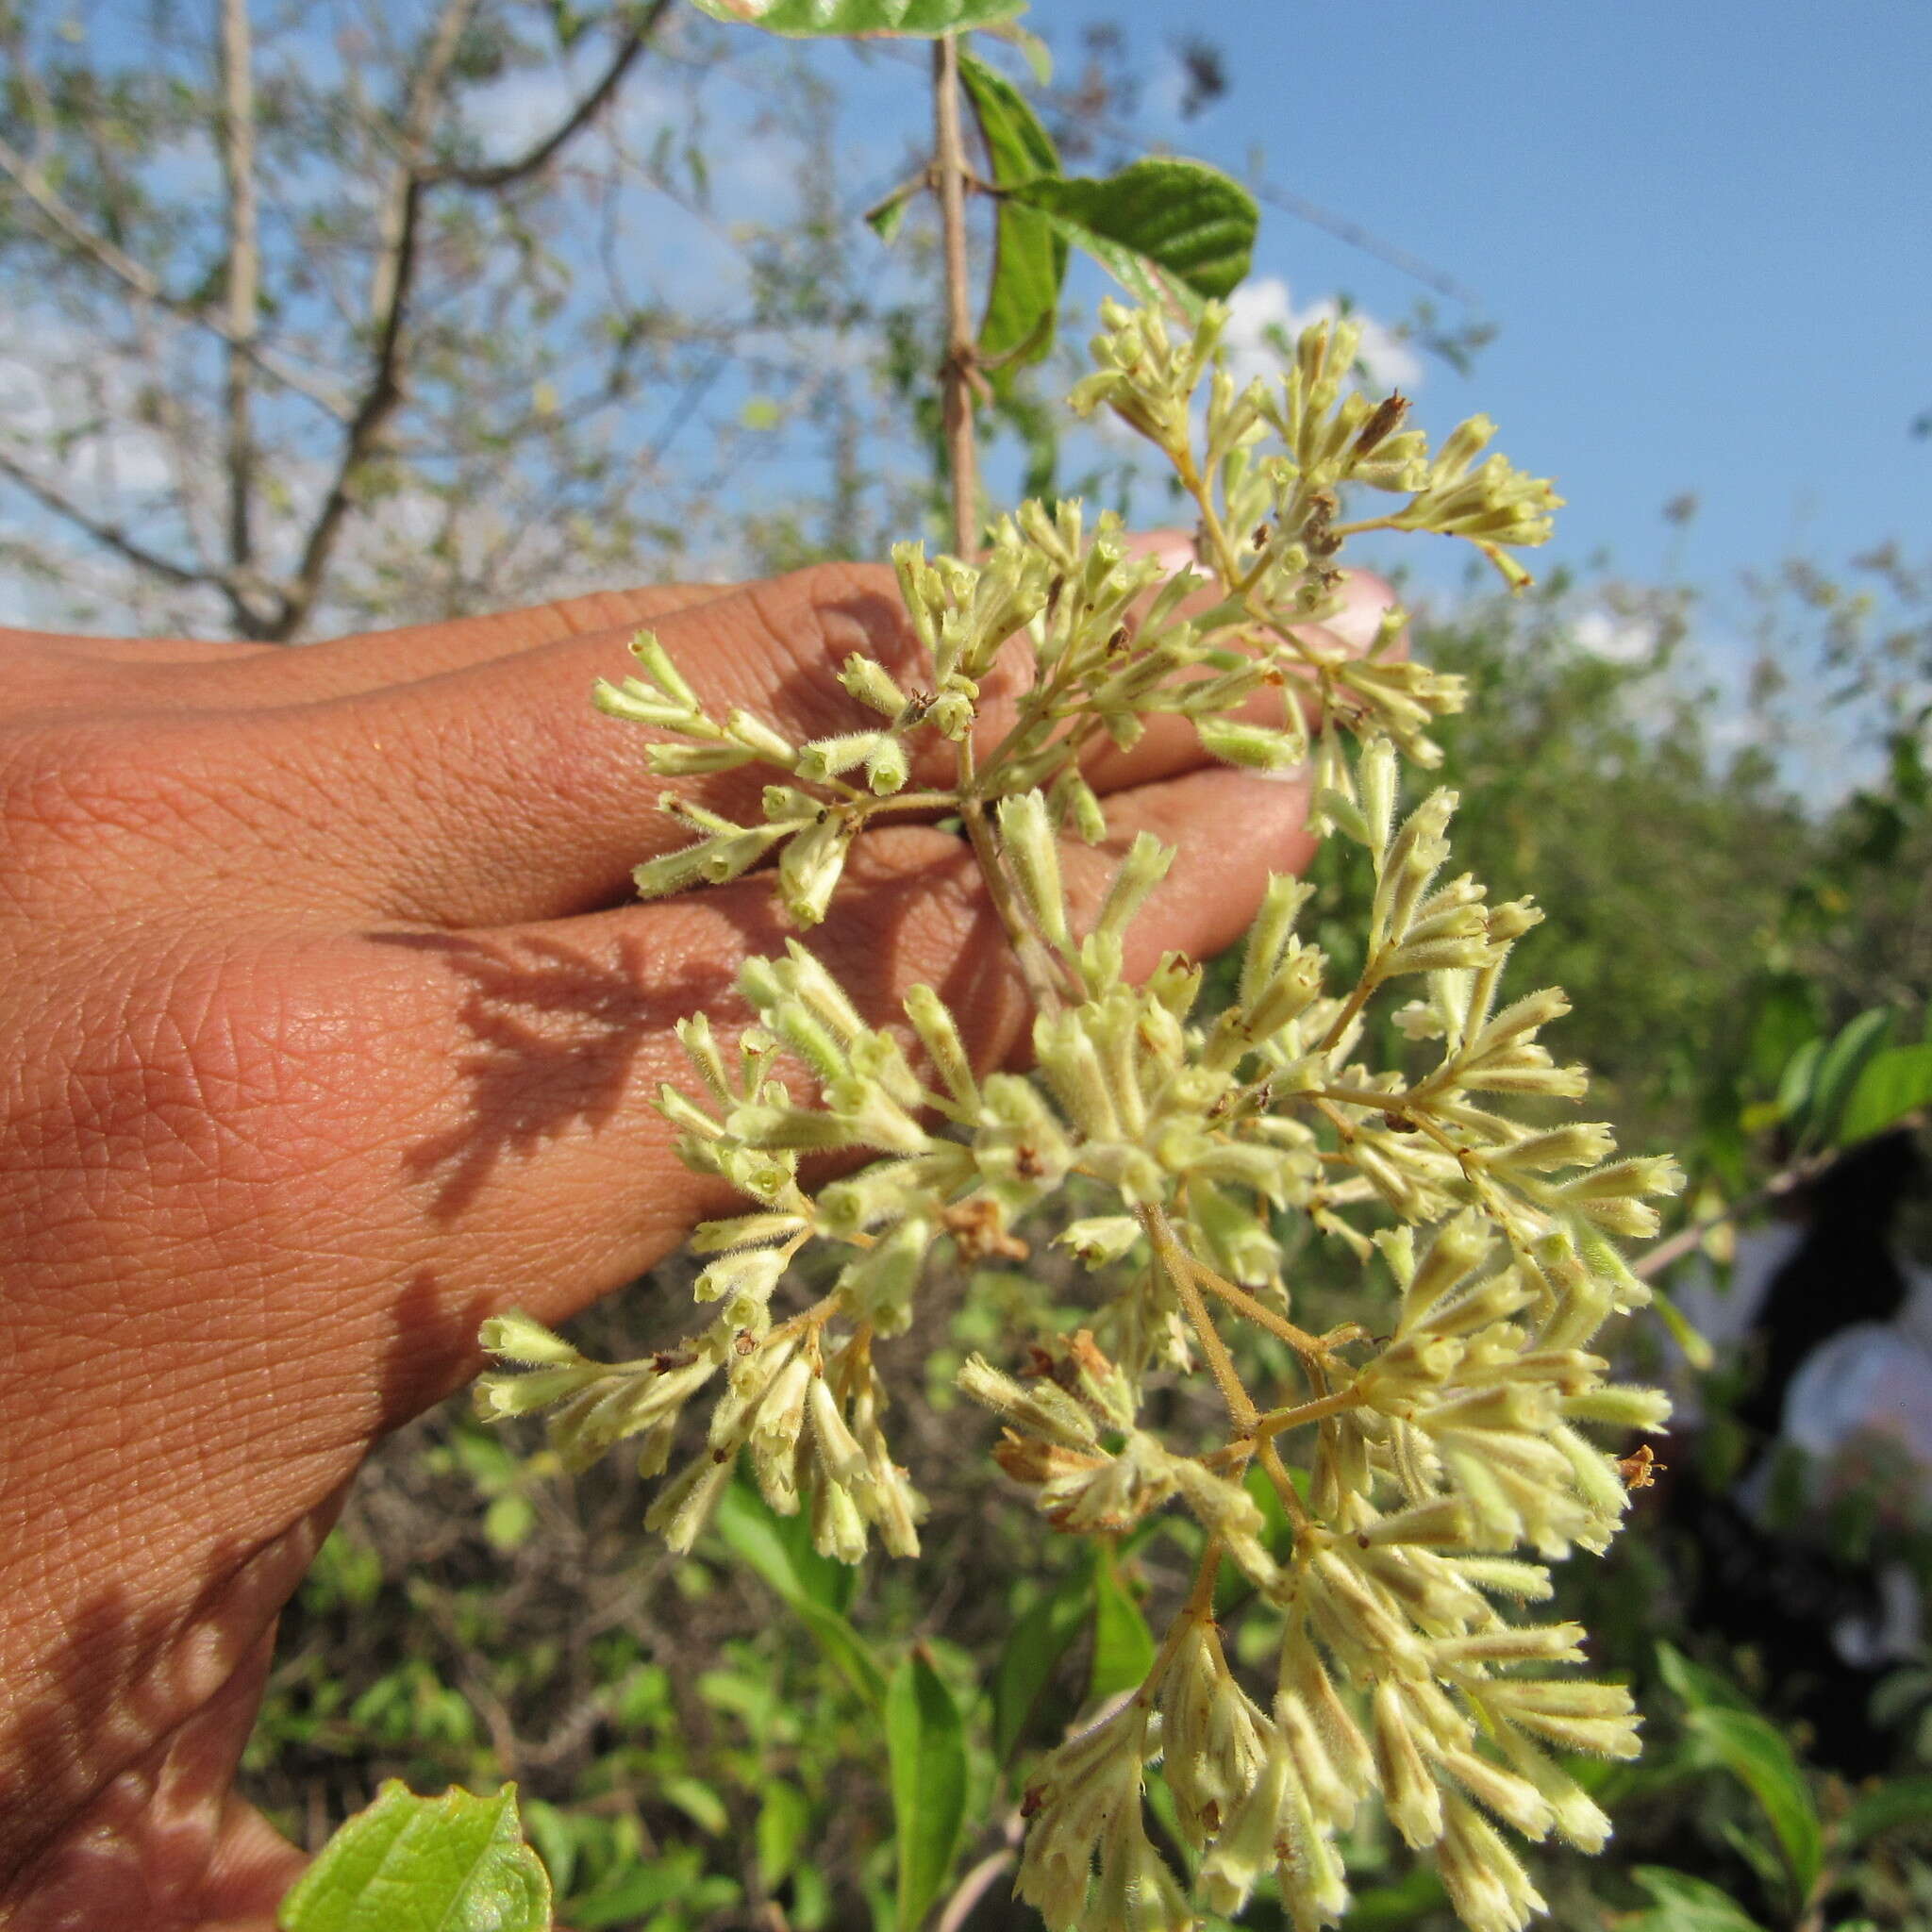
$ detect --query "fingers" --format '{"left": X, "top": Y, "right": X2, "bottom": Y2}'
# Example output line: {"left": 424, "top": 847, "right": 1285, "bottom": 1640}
{"left": 176, "top": 581, "right": 741, "bottom": 708}
{"left": 326, "top": 762, "right": 1321, "bottom": 1368}
{"left": 183, "top": 561, "right": 1385, "bottom": 929}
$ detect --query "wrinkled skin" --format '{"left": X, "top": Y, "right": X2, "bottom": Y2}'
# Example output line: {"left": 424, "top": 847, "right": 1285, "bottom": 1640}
{"left": 0, "top": 556, "right": 1396, "bottom": 1930}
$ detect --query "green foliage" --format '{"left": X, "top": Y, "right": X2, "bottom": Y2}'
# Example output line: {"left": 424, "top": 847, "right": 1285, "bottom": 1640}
{"left": 687, "top": 0, "right": 1024, "bottom": 35}
{"left": 277, "top": 1781, "right": 551, "bottom": 1932}
{"left": 1008, "top": 159, "right": 1258, "bottom": 316}
{"left": 958, "top": 48, "right": 1066, "bottom": 376}
{"left": 886, "top": 1647, "right": 969, "bottom": 1931}
{"left": 715, "top": 1474, "right": 891, "bottom": 1707}
{"left": 1624, "top": 1867, "right": 1770, "bottom": 1932}
{"left": 1087, "top": 1551, "right": 1156, "bottom": 1706}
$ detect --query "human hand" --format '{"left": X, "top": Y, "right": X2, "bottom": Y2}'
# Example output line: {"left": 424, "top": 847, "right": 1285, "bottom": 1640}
{"left": 0, "top": 555, "right": 1397, "bottom": 1930}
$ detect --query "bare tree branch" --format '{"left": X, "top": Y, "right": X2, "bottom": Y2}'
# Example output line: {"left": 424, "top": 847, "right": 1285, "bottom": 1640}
{"left": 272, "top": 0, "right": 680, "bottom": 640}
{"left": 0, "top": 133, "right": 352, "bottom": 421}
{"left": 269, "top": 0, "right": 477, "bottom": 639}
{"left": 0, "top": 443, "right": 251, "bottom": 608}
{"left": 425, "top": 0, "right": 675, "bottom": 192}
{"left": 216, "top": 0, "right": 261, "bottom": 576}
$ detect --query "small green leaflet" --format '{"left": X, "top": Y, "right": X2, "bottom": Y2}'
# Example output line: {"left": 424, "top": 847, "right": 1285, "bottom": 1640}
{"left": 686, "top": 0, "right": 1025, "bottom": 36}
{"left": 1089, "top": 1550, "right": 1156, "bottom": 1703}
{"left": 277, "top": 1781, "right": 552, "bottom": 1932}
{"left": 886, "top": 1646, "right": 968, "bottom": 1932}
{"left": 1626, "top": 1866, "right": 1772, "bottom": 1932}
{"left": 991, "top": 1564, "right": 1092, "bottom": 1762}
{"left": 958, "top": 49, "right": 1064, "bottom": 380}
{"left": 1007, "top": 158, "right": 1258, "bottom": 319}
{"left": 1841, "top": 1771, "right": 1932, "bottom": 1847}
{"left": 1683, "top": 1707, "right": 1824, "bottom": 1900}
{"left": 1806, "top": 1006, "right": 1894, "bottom": 1144}
{"left": 1837, "top": 1041, "right": 1932, "bottom": 1145}
{"left": 712, "top": 1474, "right": 887, "bottom": 1708}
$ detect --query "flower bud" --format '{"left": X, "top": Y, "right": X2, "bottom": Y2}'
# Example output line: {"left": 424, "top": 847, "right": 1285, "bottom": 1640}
{"left": 838, "top": 652, "right": 908, "bottom": 718}
{"left": 478, "top": 1309, "right": 583, "bottom": 1366}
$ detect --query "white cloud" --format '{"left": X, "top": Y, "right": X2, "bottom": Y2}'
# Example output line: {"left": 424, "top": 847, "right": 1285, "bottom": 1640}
{"left": 1572, "top": 605, "right": 1659, "bottom": 663}
{"left": 1224, "top": 275, "right": 1424, "bottom": 393}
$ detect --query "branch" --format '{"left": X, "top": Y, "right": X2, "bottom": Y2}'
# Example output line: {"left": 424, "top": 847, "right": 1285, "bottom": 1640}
{"left": 271, "top": 0, "right": 680, "bottom": 639}
{"left": 216, "top": 0, "right": 261, "bottom": 571}
{"left": 0, "top": 442, "right": 252, "bottom": 608}
{"left": 424, "top": 1, "right": 675, "bottom": 191}
{"left": 0, "top": 134, "right": 350, "bottom": 421}
{"left": 267, "top": 0, "right": 475, "bottom": 639}
{"left": 271, "top": 171, "right": 424, "bottom": 640}
{"left": 931, "top": 33, "right": 979, "bottom": 561}
{"left": 1632, "top": 1149, "right": 1834, "bottom": 1281}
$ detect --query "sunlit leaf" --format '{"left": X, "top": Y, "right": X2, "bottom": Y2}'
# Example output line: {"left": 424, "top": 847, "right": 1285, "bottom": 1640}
{"left": 1008, "top": 158, "right": 1257, "bottom": 318}
{"left": 687, "top": 0, "right": 1025, "bottom": 37}
{"left": 277, "top": 1781, "right": 551, "bottom": 1932}
{"left": 887, "top": 1646, "right": 968, "bottom": 1932}
{"left": 1805, "top": 1006, "right": 1893, "bottom": 1144}
{"left": 1836, "top": 1041, "right": 1932, "bottom": 1145}
{"left": 958, "top": 49, "right": 1064, "bottom": 382}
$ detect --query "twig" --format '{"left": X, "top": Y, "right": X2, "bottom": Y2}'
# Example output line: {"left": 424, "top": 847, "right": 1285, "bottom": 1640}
{"left": 1633, "top": 1149, "right": 1833, "bottom": 1280}
{"left": 931, "top": 34, "right": 979, "bottom": 561}
{"left": 425, "top": 3, "right": 674, "bottom": 191}
{"left": 0, "top": 444, "right": 257, "bottom": 601}
{"left": 932, "top": 1841, "right": 1018, "bottom": 1932}
{"left": 0, "top": 132, "right": 350, "bottom": 419}
{"left": 216, "top": 0, "right": 260, "bottom": 581}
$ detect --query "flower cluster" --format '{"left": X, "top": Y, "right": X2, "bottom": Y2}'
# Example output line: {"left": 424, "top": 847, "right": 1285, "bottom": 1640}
{"left": 477, "top": 299, "right": 1676, "bottom": 1932}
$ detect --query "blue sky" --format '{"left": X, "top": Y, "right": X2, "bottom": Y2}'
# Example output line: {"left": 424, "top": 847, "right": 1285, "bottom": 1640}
{"left": 6, "top": 0, "right": 1924, "bottom": 712}
{"left": 1025, "top": 0, "right": 1928, "bottom": 614}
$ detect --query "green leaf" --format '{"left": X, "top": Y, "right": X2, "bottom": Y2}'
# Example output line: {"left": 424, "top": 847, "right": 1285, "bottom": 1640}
{"left": 757, "top": 1780, "right": 812, "bottom": 1890}
{"left": 887, "top": 1646, "right": 968, "bottom": 1932}
{"left": 1089, "top": 1552, "right": 1156, "bottom": 1704}
{"left": 1656, "top": 1641, "right": 1759, "bottom": 1717}
{"left": 1683, "top": 1707, "right": 1824, "bottom": 1898}
{"left": 712, "top": 1476, "right": 886, "bottom": 1708}
{"left": 1837, "top": 1042, "right": 1932, "bottom": 1145}
{"left": 713, "top": 1473, "right": 854, "bottom": 1612}
{"left": 660, "top": 1774, "right": 730, "bottom": 1837}
{"left": 958, "top": 50, "right": 1064, "bottom": 382}
{"left": 979, "top": 17, "right": 1051, "bottom": 84}
{"left": 1747, "top": 973, "right": 1825, "bottom": 1092}
{"left": 1648, "top": 1283, "right": 1716, "bottom": 1373}
{"left": 866, "top": 187, "right": 914, "bottom": 245}
{"left": 1807, "top": 1007, "right": 1894, "bottom": 1145}
{"left": 1774, "top": 1034, "right": 1824, "bottom": 1137}
{"left": 570, "top": 1849, "right": 739, "bottom": 1931}
{"left": 1007, "top": 158, "right": 1258, "bottom": 318}
{"left": 686, "top": 0, "right": 1025, "bottom": 37}
{"left": 1840, "top": 1772, "right": 1932, "bottom": 1847}
{"left": 991, "top": 1567, "right": 1092, "bottom": 1762}
{"left": 277, "top": 1781, "right": 552, "bottom": 1932}
{"left": 1626, "top": 1866, "right": 1772, "bottom": 1932}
